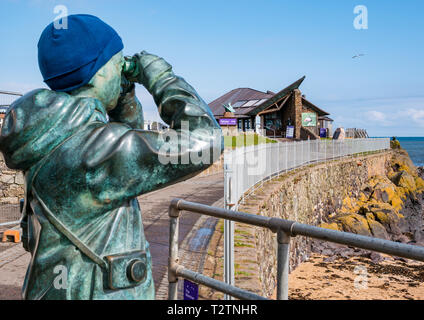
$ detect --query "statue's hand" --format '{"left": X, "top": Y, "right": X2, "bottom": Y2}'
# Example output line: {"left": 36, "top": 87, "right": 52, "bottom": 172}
{"left": 107, "top": 64, "right": 144, "bottom": 129}
{"left": 120, "top": 73, "right": 133, "bottom": 96}
{"left": 109, "top": 79, "right": 144, "bottom": 129}
{"left": 122, "top": 51, "right": 172, "bottom": 91}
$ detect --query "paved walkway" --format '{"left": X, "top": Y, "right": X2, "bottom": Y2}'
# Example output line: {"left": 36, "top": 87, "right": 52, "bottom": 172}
{"left": 0, "top": 172, "right": 224, "bottom": 300}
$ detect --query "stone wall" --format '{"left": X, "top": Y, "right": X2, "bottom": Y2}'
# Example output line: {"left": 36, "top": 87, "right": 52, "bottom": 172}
{"left": 236, "top": 151, "right": 392, "bottom": 297}
{"left": 292, "top": 89, "right": 303, "bottom": 139}
{"left": 0, "top": 154, "right": 25, "bottom": 204}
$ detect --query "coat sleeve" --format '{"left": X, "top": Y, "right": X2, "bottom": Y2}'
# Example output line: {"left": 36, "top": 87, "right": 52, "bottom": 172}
{"left": 81, "top": 53, "right": 223, "bottom": 203}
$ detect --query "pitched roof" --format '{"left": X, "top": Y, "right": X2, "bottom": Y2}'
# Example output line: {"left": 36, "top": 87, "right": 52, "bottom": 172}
{"left": 247, "top": 76, "right": 305, "bottom": 116}
{"left": 257, "top": 93, "right": 291, "bottom": 116}
{"left": 318, "top": 115, "right": 334, "bottom": 121}
{"left": 208, "top": 76, "right": 331, "bottom": 118}
{"left": 208, "top": 88, "right": 274, "bottom": 117}
{"left": 302, "top": 97, "right": 329, "bottom": 116}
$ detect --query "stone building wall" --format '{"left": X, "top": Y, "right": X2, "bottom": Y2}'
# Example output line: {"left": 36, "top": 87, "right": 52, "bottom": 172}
{"left": 235, "top": 151, "right": 392, "bottom": 297}
{"left": 292, "top": 89, "right": 303, "bottom": 140}
{"left": 0, "top": 153, "right": 25, "bottom": 204}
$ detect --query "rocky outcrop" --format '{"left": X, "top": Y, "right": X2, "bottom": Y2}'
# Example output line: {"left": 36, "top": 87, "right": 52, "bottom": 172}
{"left": 235, "top": 150, "right": 392, "bottom": 297}
{"left": 418, "top": 166, "right": 424, "bottom": 180}
{"left": 320, "top": 149, "right": 424, "bottom": 247}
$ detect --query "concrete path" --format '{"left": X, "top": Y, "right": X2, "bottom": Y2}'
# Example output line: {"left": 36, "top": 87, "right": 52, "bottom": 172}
{"left": 0, "top": 172, "right": 224, "bottom": 300}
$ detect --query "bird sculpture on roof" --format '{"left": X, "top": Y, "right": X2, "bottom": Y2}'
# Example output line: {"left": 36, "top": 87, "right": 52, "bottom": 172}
{"left": 223, "top": 102, "right": 235, "bottom": 113}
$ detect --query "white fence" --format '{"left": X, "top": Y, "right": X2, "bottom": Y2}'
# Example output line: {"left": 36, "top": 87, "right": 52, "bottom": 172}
{"left": 224, "top": 138, "right": 390, "bottom": 209}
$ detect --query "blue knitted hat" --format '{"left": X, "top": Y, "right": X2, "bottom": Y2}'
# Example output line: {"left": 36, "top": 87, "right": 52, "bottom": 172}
{"left": 38, "top": 14, "right": 124, "bottom": 92}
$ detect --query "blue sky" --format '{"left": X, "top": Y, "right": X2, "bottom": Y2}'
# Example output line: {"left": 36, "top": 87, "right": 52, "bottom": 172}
{"left": 0, "top": 0, "right": 423, "bottom": 136}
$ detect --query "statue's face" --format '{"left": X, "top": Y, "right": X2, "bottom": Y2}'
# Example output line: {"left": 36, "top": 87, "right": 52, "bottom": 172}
{"left": 94, "top": 51, "right": 125, "bottom": 111}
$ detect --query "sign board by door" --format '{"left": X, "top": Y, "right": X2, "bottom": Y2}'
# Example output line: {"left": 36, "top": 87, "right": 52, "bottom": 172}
{"left": 183, "top": 279, "right": 199, "bottom": 300}
{"left": 286, "top": 126, "right": 294, "bottom": 139}
{"left": 219, "top": 118, "right": 237, "bottom": 126}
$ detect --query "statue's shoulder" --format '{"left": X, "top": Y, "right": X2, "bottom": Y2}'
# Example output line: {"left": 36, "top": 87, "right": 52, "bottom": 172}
{"left": 13, "top": 88, "right": 78, "bottom": 108}
{"left": 11, "top": 88, "right": 102, "bottom": 114}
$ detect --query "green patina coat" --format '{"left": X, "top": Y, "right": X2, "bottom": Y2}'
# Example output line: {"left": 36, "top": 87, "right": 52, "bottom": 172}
{"left": 0, "top": 52, "right": 222, "bottom": 300}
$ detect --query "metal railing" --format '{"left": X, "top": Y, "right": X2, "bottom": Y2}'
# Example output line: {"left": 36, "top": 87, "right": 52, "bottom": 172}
{"left": 0, "top": 204, "right": 21, "bottom": 228}
{"left": 224, "top": 138, "right": 390, "bottom": 209}
{"left": 0, "top": 90, "right": 22, "bottom": 108}
{"left": 168, "top": 199, "right": 424, "bottom": 300}
{"left": 0, "top": 91, "right": 22, "bottom": 128}
{"left": 346, "top": 128, "right": 369, "bottom": 139}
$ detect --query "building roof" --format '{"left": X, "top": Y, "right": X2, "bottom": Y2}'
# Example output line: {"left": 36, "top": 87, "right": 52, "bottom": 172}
{"left": 247, "top": 76, "right": 305, "bottom": 116}
{"left": 318, "top": 115, "right": 334, "bottom": 121}
{"left": 302, "top": 97, "right": 329, "bottom": 116}
{"left": 209, "top": 88, "right": 274, "bottom": 117}
{"left": 208, "top": 76, "right": 331, "bottom": 119}
{"left": 209, "top": 77, "right": 307, "bottom": 118}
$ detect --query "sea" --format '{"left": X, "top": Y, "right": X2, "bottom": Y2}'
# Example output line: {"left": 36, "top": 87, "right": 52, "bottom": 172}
{"left": 397, "top": 137, "right": 424, "bottom": 168}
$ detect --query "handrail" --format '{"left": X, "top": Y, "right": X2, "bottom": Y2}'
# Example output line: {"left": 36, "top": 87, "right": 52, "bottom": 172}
{"left": 0, "top": 220, "right": 20, "bottom": 227}
{"left": 168, "top": 198, "right": 424, "bottom": 300}
{"left": 0, "top": 90, "right": 23, "bottom": 96}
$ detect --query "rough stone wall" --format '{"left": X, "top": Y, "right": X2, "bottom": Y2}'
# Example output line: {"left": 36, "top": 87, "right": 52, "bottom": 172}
{"left": 236, "top": 151, "right": 392, "bottom": 297}
{"left": 287, "top": 89, "right": 303, "bottom": 140}
{"left": 0, "top": 153, "right": 25, "bottom": 204}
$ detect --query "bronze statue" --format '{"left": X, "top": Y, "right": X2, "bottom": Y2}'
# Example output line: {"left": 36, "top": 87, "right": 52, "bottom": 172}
{"left": 0, "top": 15, "right": 222, "bottom": 299}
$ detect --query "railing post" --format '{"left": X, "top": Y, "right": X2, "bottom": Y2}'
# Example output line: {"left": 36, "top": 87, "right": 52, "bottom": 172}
{"left": 276, "top": 230, "right": 291, "bottom": 300}
{"left": 224, "top": 159, "right": 235, "bottom": 300}
{"left": 168, "top": 199, "right": 181, "bottom": 300}
{"left": 285, "top": 141, "right": 288, "bottom": 173}
{"left": 324, "top": 139, "right": 326, "bottom": 162}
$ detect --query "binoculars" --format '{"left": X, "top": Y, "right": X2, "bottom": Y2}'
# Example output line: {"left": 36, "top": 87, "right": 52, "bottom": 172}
{"left": 122, "top": 56, "right": 138, "bottom": 79}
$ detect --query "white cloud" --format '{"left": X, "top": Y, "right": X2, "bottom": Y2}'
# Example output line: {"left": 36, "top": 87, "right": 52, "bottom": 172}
{"left": 366, "top": 110, "right": 386, "bottom": 122}
{"left": 320, "top": 96, "right": 424, "bottom": 136}
{"left": 365, "top": 110, "right": 392, "bottom": 127}
{"left": 406, "top": 108, "right": 424, "bottom": 127}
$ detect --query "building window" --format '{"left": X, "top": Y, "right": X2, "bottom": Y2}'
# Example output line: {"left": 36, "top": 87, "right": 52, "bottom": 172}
{"left": 238, "top": 119, "right": 242, "bottom": 130}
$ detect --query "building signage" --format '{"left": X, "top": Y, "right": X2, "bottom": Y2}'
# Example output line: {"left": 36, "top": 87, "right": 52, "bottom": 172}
{"left": 219, "top": 118, "right": 237, "bottom": 126}
{"left": 183, "top": 279, "right": 199, "bottom": 300}
{"left": 301, "top": 113, "right": 317, "bottom": 127}
{"left": 320, "top": 128, "right": 327, "bottom": 138}
{"left": 286, "top": 125, "right": 294, "bottom": 139}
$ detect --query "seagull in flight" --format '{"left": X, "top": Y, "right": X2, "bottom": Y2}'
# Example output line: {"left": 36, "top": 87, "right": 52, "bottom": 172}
{"left": 352, "top": 53, "right": 365, "bottom": 59}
